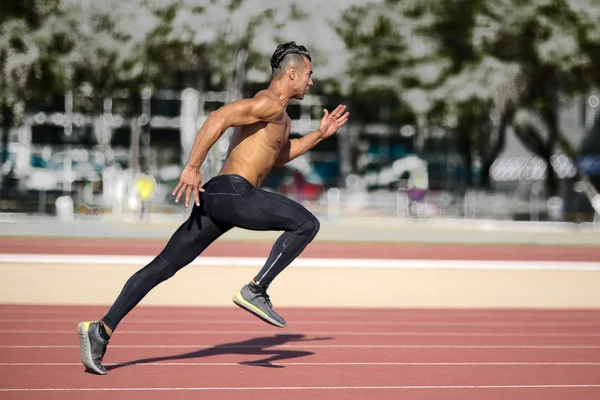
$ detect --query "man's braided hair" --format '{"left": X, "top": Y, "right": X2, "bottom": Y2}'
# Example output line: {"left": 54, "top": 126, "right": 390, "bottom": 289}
{"left": 270, "top": 42, "right": 311, "bottom": 76}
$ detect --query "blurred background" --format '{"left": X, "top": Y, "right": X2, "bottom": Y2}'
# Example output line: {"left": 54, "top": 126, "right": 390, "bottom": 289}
{"left": 2, "top": 0, "right": 600, "bottom": 226}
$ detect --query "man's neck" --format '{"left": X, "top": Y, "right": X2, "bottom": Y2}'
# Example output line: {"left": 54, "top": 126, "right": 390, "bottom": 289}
{"left": 267, "top": 80, "right": 293, "bottom": 108}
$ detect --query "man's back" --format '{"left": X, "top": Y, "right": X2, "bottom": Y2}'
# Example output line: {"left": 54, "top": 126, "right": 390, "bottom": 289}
{"left": 219, "top": 90, "right": 291, "bottom": 187}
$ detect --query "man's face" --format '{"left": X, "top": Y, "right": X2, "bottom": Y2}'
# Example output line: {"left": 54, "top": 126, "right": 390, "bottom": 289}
{"left": 294, "top": 57, "right": 313, "bottom": 100}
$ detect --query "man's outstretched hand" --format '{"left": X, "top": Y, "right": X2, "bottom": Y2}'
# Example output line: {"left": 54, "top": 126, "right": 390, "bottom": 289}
{"left": 317, "top": 104, "right": 350, "bottom": 138}
{"left": 173, "top": 165, "right": 205, "bottom": 208}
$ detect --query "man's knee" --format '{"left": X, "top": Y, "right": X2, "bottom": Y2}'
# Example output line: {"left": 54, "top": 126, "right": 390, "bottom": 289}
{"left": 297, "top": 215, "right": 320, "bottom": 240}
{"left": 311, "top": 216, "right": 320, "bottom": 237}
{"left": 136, "top": 256, "right": 180, "bottom": 285}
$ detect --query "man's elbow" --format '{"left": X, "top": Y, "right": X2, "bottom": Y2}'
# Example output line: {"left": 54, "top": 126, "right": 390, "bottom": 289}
{"left": 274, "top": 152, "right": 290, "bottom": 167}
{"left": 274, "top": 158, "right": 288, "bottom": 167}
{"left": 205, "top": 110, "right": 227, "bottom": 132}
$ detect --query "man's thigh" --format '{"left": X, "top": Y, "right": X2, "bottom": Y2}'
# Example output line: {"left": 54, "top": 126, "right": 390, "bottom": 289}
{"left": 208, "top": 188, "right": 315, "bottom": 232}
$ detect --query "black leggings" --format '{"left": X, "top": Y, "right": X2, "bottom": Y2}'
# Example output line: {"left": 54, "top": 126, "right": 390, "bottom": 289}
{"left": 101, "top": 174, "right": 320, "bottom": 331}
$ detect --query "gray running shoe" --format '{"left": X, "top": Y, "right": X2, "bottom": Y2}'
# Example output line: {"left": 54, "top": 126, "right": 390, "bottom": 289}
{"left": 233, "top": 283, "right": 286, "bottom": 328}
{"left": 77, "top": 321, "right": 108, "bottom": 375}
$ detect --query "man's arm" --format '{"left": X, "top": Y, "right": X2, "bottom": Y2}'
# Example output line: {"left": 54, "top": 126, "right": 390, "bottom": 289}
{"left": 186, "top": 95, "right": 281, "bottom": 168}
{"left": 274, "top": 130, "right": 324, "bottom": 167}
{"left": 274, "top": 104, "right": 350, "bottom": 166}
{"left": 172, "top": 94, "right": 282, "bottom": 207}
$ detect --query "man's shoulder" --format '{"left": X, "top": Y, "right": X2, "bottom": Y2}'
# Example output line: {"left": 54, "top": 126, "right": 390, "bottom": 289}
{"left": 252, "top": 90, "right": 282, "bottom": 106}
{"left": 250, "top": 91, "right": 285, "bottom": 119}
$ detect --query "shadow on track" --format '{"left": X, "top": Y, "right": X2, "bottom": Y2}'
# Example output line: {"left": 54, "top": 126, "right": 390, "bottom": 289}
{"left": 103, "top": 333, "right": 333, "bottom": 372}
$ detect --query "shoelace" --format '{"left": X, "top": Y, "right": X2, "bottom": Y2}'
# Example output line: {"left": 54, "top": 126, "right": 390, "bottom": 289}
{"left": 260, "top": 292, "right": 273, "bottom": 308}
{"left": 250, "top": 284, "right": 273, "bottom": 308}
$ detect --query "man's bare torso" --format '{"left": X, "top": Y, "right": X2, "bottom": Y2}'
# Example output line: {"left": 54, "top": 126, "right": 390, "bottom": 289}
{"left": 218, "top": 91, "right": 290, "bottom": 187}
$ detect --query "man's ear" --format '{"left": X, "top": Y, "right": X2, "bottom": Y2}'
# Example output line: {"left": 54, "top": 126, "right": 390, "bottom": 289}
{"left": 289, "top": 66, "right": 297, "bottom": 80}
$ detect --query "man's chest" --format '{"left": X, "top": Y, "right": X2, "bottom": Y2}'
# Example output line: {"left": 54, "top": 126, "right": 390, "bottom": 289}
{"left": 264, "top": 117, "right": 290, "bottom": 149}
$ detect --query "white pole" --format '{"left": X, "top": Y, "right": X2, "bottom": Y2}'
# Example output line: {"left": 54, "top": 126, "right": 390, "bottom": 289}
{"left": 327, "top": 188, "right": 341, "bottom": 220}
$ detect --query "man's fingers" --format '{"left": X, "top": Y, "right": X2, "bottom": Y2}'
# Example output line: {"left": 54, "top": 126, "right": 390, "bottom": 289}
{"left": 175, "top": 185, "right": 186, "bottom": 203}
{"left": 332, "top": 105, "right": 346, "bottom": 118}
{"left": 172, "top": 182, "right": 183, "bottom": 196}
{"left": 174, "top": 185, "right": 185, "bottom": 203}
{"left": 338, "top": 111, "right": 350, "bottom": 121}
{"left": 330, "top": 105, "right": 341, "bottom": 117}
{"left": 192, "top": 184, "right": 201, "bottom": 207}
{"left": 185, "top": 186, "right": 192, "bottom": 208}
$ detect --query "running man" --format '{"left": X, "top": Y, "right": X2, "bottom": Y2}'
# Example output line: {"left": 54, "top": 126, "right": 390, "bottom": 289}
{"left": 77, "top": 41, "right": 349, "bottom": 375}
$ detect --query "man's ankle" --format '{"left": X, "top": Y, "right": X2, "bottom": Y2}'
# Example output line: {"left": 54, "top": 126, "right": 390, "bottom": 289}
{"left": 249, "top": 281, "right": 268, "bottom": 293}
{"left": 98, "top": 320, "right": 112, "bottom": 341}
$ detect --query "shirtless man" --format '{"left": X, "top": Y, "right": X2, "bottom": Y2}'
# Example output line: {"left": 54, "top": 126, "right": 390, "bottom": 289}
{"left": 77, "top": 41, "right": 349, "bottom": 375}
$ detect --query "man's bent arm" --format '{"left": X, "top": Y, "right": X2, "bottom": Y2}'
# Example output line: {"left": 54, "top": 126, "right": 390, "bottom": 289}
{"left": 187, "top": 96, "right": 281, "bottom": 168}
{"left": 274, "top": 129, "right": 324, "bottom": 166}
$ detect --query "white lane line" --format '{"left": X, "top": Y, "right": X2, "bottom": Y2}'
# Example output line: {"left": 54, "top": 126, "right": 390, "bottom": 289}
{"left": 2, "top": 362, "right": 600, "bottom": 367}
{"left": 2, "top": 330, "right": 600, "bottom": 337}
{"left": 2, "top": 253, "right": 600, "bottom": 271}
{"left": 3, "top": 318, "right": 600, "bottom": 327}
{"left": 2, "top": 384, "right": 600, "bottom": 392}
{"left": 0, "top": 309, "right": 598, "bottom": 320}
{"left": 2, "top": 344, "right": 600, "bottom": 349}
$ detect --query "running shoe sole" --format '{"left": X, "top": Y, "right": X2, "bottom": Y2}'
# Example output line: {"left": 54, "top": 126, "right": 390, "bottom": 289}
{"left": 77, "top": 322, "right": 107, "bottom": 375}
{"left": 232, "top": 290, "right": 285, "bottom": 328}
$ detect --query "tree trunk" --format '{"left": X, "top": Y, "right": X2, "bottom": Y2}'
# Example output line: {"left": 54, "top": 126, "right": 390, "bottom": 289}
{"left": 480, "top": 103, "right": 515, "bottom": 189}
{"left": 0, "top": 105, "right": 14, "bottom": 199}
{"left": 338, "top": 104, "right": 354, "bottom": 186}
{"left": 456, "top": 110, "right": 475, "bottom": 189}
{"left": 0, "top": 104, "right": 11, "bottom": 165}
{"left": 127, "top": 88, "right": 142, "bottom": 173}
{"left": 227, "top": 46, "right": 248, "bottom": 102}
{"left": 349, "top": 120, "right": 365, "bottom": 175}
{"left": 129, "top": 117, "right": 140, "bottom": 173}
{"left": 543, "top": 152, "right": 558, "bottom": 195}
{"left": 539, "top": 93, "right": 560, "bottom": 197}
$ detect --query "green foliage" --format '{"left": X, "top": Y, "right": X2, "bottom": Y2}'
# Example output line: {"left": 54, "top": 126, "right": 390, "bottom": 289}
{"left": 335, "top": 0, "right": 600, "bottom": 191}
{"left": 337, "top": 0, "right": 600, "bottom": 121}
{"left": 182, "top": 0, "right": 306, "bottom": 92}
{"left": 0, "top": 0, "right": 73, "bottom": 109}
{"left": 59, "top": 0, "right": 196, "bottom": 108}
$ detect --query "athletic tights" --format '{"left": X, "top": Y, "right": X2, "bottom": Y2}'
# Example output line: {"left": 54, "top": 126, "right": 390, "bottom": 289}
{"left": 101, "top": 174, "right": 320, "bottom": 331}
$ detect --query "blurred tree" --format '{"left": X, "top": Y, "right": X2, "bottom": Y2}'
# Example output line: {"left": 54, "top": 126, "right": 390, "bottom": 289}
{"left": 59, "top": 0, "right": 197, "bottom": 172}
{"left": 335, "top": 0, "right": 600, "bottom": 195}
{"left": 0, "top": 0, "right": 74, "bottom": 192}
{"left": 2, "top": 0, "right": 311, "bottom": 187}
{"left": 470, "top": 0, "right": 600, "bottom": 194}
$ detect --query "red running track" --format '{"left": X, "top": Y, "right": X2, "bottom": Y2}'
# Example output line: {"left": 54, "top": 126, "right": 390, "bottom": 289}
{"left": 1, "top": 305, "right": 600, "bottom": 399}
{"left": 1, "top": 236, "right": 600, "bottom": 398}
{"left": 2, "top": 236, "right": 600, "bottom": 260}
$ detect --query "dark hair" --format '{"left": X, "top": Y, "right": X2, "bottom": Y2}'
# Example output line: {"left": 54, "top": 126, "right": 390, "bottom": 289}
{"left": 270, "top": 41, "right": 311, "bottom": 74}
